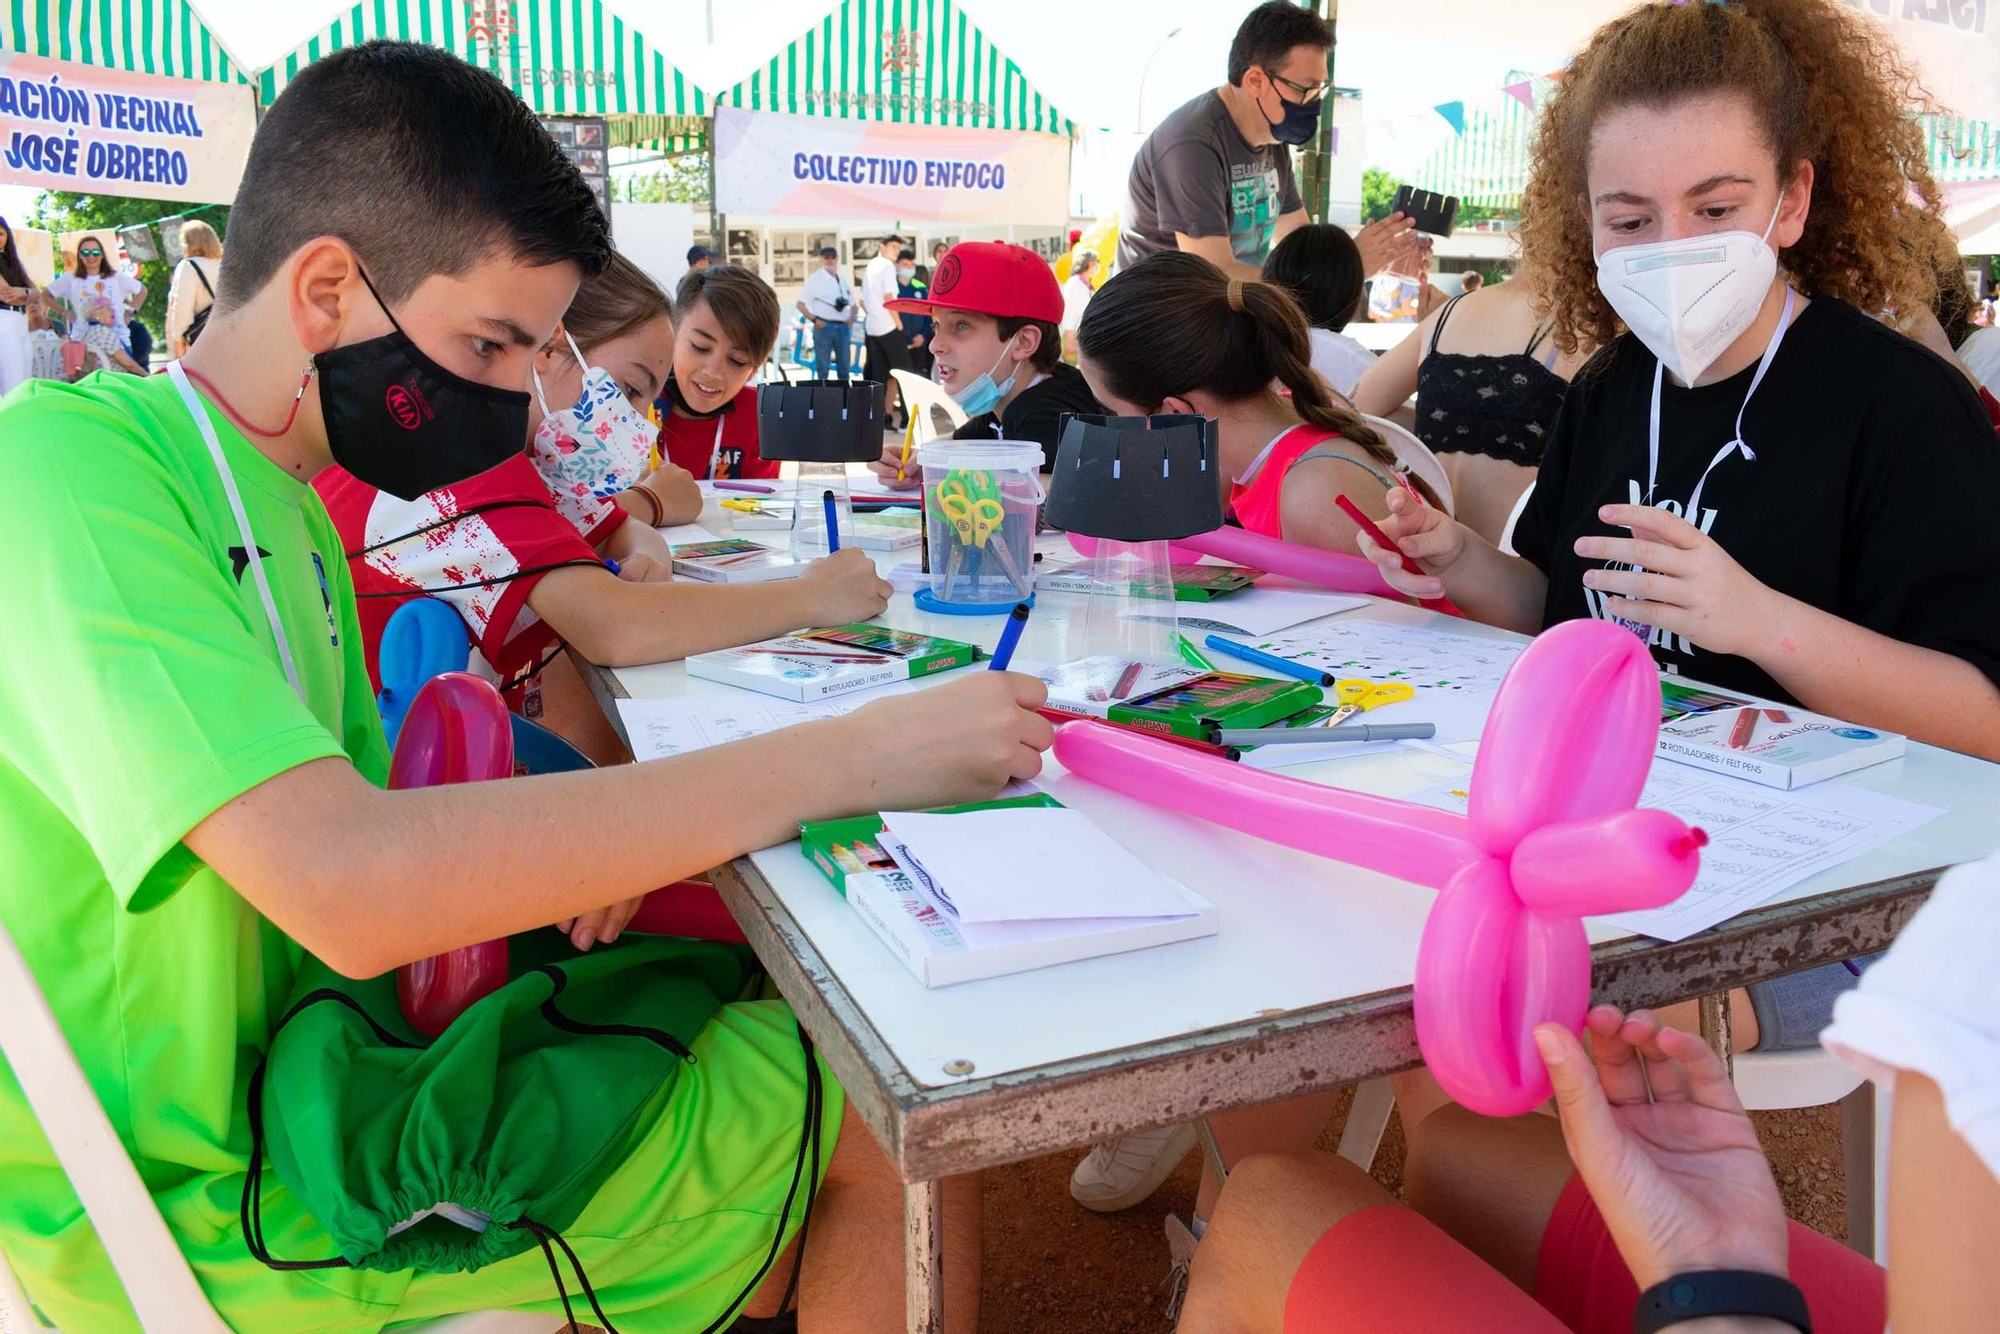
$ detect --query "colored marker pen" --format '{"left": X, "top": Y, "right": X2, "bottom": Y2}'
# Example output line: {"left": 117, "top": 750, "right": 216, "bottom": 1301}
{"left": 989, "top": 602, "right": 1030, "bottom": 671}
{"left": 823, "top": 489, "right": 840, "bottom": 553}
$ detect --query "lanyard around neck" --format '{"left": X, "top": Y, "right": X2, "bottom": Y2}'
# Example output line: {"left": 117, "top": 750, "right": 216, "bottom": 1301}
{"left": 706, "top": 415, "right": 727, "bottom": 479}
{"left": 1645, "top": 285, "right": 1797, "bottom": 520}
{"left": 167, "top": 360, "right": 305, "bottom": 701}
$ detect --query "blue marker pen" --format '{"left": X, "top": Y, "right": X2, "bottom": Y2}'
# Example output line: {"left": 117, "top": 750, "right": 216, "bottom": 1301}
{"left": 604, "top": 558, "right": 622, "bottom": 576}
{"left": 823, "top": 489, "right": 840, "bottom": 553}
{"left": 989, "top": 602, "right": 1031, "bottom": 671}
{"left": 1203, "top": 634, "right": 1336, "bottom": 687}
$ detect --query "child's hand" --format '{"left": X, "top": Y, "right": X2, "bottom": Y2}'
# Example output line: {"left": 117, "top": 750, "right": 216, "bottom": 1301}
{"left": 843, "top": 673, "right": 1054, "bottom": 808}
{"left": 1576, "top": 506, "right": 1778, "bottom": 658}
{"left": 866, "top": 442, "right": 924, "bottom": 490}
{"left": 613, "top": 552, "right": 672, "bottom": 583}
{"left": 799, "top": 547, "right": 893, "bottom": 623}
{"left": 1539, "top": 1007, "right": 1788, "bottom": 1291}
{"left": 1354, "top": 487, "right": 1467, "bottom": 601}
{"left": 555, "top": 894, "right": 647, "bottom": 952}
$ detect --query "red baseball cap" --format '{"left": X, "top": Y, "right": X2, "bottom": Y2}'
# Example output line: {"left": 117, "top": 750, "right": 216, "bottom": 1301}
{"left": 886, "top": 241, "right": 1063, "bottom": 323}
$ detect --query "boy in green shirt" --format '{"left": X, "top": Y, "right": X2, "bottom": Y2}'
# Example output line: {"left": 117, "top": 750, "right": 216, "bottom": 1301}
{"left": 0, "top": 41, "right": 1045, "bottom": 1334}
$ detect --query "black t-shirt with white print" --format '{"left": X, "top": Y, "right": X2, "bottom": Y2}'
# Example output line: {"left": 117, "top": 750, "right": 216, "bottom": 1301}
{"left": 1514, "top": 294, "right": 2000, "bottom": 705}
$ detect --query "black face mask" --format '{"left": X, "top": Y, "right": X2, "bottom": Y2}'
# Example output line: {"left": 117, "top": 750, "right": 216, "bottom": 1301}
{"left": 318, "top": 267, "right": 531, "bottom": 501}
{"left": 1261, "top": 76, "right": 1323, "bottom": 147}
{"left": 663, "top": 375, "right": 732, "bottom": 421}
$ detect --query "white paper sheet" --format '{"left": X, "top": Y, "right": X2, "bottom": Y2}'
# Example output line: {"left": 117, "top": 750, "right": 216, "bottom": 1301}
{"left": 879, "top": 807, "right": 1195, "bottom": 923}
{"left": 1213, "top": 620, "right": 1527, "bottom": 744}
{"left": 616, "top": 683, "right": 916, "bottom": 761}
{"left": 875, "top": 830, "right": 1180, "bottom": 949}
{"left": 659, "top": 523, "right": 721, "bottom": 545}
{"left": 1403, "top": 762, "right": 1943, "bottom": 941}
{"left": 1126, "top": 589, "right": 1369, "bottom": 637}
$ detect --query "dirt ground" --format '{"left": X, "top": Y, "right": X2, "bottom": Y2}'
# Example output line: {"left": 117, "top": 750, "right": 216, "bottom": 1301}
{"left": 978, "top": 1087, "right": 1850, "bottom": 1332}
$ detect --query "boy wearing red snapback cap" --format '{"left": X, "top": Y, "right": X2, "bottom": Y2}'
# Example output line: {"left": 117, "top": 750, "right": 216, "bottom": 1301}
{"left": 869, "top": 240, "right": 1101, "bottom": 487}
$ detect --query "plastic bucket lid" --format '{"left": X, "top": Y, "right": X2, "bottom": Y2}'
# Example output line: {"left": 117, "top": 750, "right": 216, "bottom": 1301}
{"left": 916, "top": 438, "right": 1045, "bottom": 472}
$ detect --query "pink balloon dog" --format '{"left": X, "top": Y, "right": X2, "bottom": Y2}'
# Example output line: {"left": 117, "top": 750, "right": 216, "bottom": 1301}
{"left": 1052, "top": 619, "right": 1706, "bottom": 1115}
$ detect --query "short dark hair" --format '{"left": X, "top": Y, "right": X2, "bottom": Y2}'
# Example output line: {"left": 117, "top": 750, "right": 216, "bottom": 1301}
{"left": 819, "top": 245, "right": 839, "bottom": 258}
{"left": 996, "top": 315, "right": 1063, "bottom": 375}
{"left": 676, "top": 263, "right": 781, "bottom": 360}
{"left": 1261, "top": 223, "right": 1363, "bottom": 332}
{"left": 1228, "top": 2, "right": 1333, "bottom": 87}
{"left": 686, "top": 244, "right": 711, "bottom": 264}
{"left": 219, "top": 40, "right": 610, "bottom": 309}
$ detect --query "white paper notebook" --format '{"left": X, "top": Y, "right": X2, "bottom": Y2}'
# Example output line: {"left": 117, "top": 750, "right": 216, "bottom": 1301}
{"left": 844, "top": 809, "right": 1217, "bottom": 987}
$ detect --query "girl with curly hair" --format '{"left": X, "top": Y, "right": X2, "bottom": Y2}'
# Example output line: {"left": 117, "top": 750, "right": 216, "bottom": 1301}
{"left": 1359, "top": 0, "right": 2000, "bottom": 761}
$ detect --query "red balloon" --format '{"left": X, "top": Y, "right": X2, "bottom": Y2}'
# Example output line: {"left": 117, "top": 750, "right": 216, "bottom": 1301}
{"left": 390, "top": 673, "right": 515, "bottom": 1037}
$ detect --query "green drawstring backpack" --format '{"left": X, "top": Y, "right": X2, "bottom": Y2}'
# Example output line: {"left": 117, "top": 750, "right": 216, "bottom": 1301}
{"left": 242, "top": 930, "right": 822, "bottom": 1332}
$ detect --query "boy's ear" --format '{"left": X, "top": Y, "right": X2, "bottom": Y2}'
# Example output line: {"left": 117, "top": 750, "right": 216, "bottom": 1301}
{"left": 287, "top": 237, "right": 379, "bottom": 357}
{"left": 1158, "top": 395, "right": 1197, "bottom": 417}
{"left": 1010, "top": 323, "right": 1044, "bottom": 365}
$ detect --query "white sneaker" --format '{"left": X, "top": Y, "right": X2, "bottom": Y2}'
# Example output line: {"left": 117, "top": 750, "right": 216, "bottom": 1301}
{"left": 1068, "top": 1122, "right": 1200, "bottom": 1213}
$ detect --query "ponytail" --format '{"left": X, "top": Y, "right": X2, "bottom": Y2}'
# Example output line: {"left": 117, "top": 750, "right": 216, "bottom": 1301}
{"left": 1080, "top": 252, "right": 1439, "bottom": 507}
{"left": 1237, "top": 279, "right": 1442, "bottom": 507}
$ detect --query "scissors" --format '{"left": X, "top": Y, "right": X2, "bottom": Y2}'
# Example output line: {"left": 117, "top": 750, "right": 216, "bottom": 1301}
{"left": 939, "top": 471, "right": 1027, "bottom": 596}
{"left": 1324, "top": 677, "right": 1415, "bottom": 726}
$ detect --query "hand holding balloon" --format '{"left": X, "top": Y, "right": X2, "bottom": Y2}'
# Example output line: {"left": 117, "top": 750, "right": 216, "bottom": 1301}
{"left": 1052, "top": 619, "right": 1702, "bottom": 1115}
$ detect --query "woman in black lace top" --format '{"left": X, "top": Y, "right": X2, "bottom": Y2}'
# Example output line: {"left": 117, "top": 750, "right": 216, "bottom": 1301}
{"left": 1355, "top": 277, "right": 1590, "bottom": 545}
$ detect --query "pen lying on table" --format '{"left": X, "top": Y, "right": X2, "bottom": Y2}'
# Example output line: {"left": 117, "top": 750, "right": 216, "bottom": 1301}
{"left": 1216, "top": 722, "right": 1437, "bottom": 746}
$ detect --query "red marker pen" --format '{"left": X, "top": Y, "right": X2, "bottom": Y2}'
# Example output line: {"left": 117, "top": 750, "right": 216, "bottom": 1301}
{"left": 1335, "top": 494, "right": 1465, "bottom": 617}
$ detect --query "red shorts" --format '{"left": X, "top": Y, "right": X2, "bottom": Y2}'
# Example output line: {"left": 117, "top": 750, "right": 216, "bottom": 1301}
{"left": 1284, "top": 1174, "right": 1884, "bottom": 1333}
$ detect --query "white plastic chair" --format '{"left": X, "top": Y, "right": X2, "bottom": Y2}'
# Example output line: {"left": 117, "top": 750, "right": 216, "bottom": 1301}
{"left": 0, "top": 920, "right": 549, "bottom": 1334}
{"left": 890, "top": 367, "right": 968, "bottom": 444}
{"left": 1360, "top": 413, "right": 1454, "bottom": 517}
{"left": 1336, "top": 1045, "right": 1888, "bottom": 1262}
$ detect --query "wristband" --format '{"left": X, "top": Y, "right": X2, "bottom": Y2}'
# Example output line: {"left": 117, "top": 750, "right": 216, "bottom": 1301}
{"left": 1635, "top": 1270, "right": 1810, "bottom": 1334}
{"left": 630, "top": 482, "right": 662, "bottom": 527}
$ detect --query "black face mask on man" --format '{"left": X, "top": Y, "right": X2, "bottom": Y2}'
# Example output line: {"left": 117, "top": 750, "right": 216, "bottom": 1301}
{"left": 317, "top": 266, "right": 532, "bottom": 500}
{"left": 1260, "top": 71, "right": 1324, "bottom": 147}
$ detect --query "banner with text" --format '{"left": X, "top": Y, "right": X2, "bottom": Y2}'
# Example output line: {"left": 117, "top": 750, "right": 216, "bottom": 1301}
{"left": 0, "top": 52, "right": 255, "bottom": 205}
{"left": 714, "top": 107, "right": 1069, "bottom": 224}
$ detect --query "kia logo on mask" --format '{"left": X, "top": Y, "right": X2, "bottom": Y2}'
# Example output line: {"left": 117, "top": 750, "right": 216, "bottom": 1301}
{"left": 385, "top": 382, "right": 433, "bottom": 431}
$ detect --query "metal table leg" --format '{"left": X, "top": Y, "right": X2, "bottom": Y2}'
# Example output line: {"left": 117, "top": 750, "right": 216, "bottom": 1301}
{"left": 1697, "top": 991, "right": 1734, "bottom": 1078}
{"left": 905, "top": 1178, "right": 944, "bottom": 1333}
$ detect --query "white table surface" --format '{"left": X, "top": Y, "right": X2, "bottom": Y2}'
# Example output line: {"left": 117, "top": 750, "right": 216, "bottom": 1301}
{"left": 611, "top": 499, "right": 2000, "bottom": 1090}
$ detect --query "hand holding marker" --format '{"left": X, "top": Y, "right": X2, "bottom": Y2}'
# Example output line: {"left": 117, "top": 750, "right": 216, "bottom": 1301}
{"left": 1336, "top": 493, "right": 1465, "bottom": 617}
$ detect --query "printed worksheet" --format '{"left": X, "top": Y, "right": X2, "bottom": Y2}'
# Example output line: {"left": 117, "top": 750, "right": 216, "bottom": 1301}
{"left": 1403, "top": 763, "right": 1942, "bottom": 941}
{"left": 616, "top": 682, "right": 917, "bottom": 761}
{"left": 1215, "top": 620, "right": 1528, "bottom": 743}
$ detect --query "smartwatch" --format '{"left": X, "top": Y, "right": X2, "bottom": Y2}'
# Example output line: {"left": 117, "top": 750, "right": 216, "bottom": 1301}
{"left": 1634, "top": 1270, "right": 1811, "bottom": 1334}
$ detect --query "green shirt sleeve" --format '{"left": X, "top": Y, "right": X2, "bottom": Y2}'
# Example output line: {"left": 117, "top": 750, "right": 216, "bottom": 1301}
{"left": 0, "top": 393, "right": 349, "bottom": 911}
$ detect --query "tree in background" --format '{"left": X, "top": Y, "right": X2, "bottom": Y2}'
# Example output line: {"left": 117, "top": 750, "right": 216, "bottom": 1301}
{"left": 25, "top": 192, "right": 229, "bottom": 342}
{"left": 616, "top": 155, "right": 707, "bottom": 205}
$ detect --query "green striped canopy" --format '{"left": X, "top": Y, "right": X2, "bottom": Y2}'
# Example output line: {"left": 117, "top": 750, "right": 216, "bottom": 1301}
{"left": 256, "top": 0, "right": 705, "bottom": 119}
{"left": 714, "top": 0, "right": 1075, "bottom": 137}
{"left": 1412, "top": 73, "right": 2000, "bottom": 213}
{"left": 0, "top": 0, "right": 250, "bottom": 84}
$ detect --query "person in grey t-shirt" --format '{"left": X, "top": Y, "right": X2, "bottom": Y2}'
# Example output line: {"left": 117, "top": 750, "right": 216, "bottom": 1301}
{"left": 1118, "top": 2, "right": 1414, "bottom": 282}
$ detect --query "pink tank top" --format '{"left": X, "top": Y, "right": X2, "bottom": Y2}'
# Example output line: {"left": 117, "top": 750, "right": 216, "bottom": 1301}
{"left": 1227, "top": 425, "right": 1341, "bottom": 538}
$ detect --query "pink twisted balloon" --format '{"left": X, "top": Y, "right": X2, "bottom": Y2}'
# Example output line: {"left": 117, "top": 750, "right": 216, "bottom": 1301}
{"left": 1051, "top": 619, "right": 1705, "bottom": 1115}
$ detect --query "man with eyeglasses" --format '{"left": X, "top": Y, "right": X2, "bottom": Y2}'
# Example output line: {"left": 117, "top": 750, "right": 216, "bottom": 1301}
{"left": 1117, "top": 2, "right": 1413, "bottom": 283}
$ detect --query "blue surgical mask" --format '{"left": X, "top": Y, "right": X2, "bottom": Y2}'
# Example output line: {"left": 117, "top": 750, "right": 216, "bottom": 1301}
{"left": 939, "top": 334, "right": 1020, "bottom": 416}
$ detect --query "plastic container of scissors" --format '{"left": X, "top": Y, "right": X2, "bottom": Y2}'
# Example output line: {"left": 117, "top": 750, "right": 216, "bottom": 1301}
{"left": 916, "top": 440, "right": 1044, "bottom": 614}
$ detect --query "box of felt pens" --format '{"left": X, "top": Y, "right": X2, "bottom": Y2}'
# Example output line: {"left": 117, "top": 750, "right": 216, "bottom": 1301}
{"left": 1033, "top": 657, "right": 1323, "bottom": 740}
{"left": 1654, "top": 682, "right": 1903, "bottom": 789}
{"left": 686, "top": 623, "right": 982, "bottom": 701}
